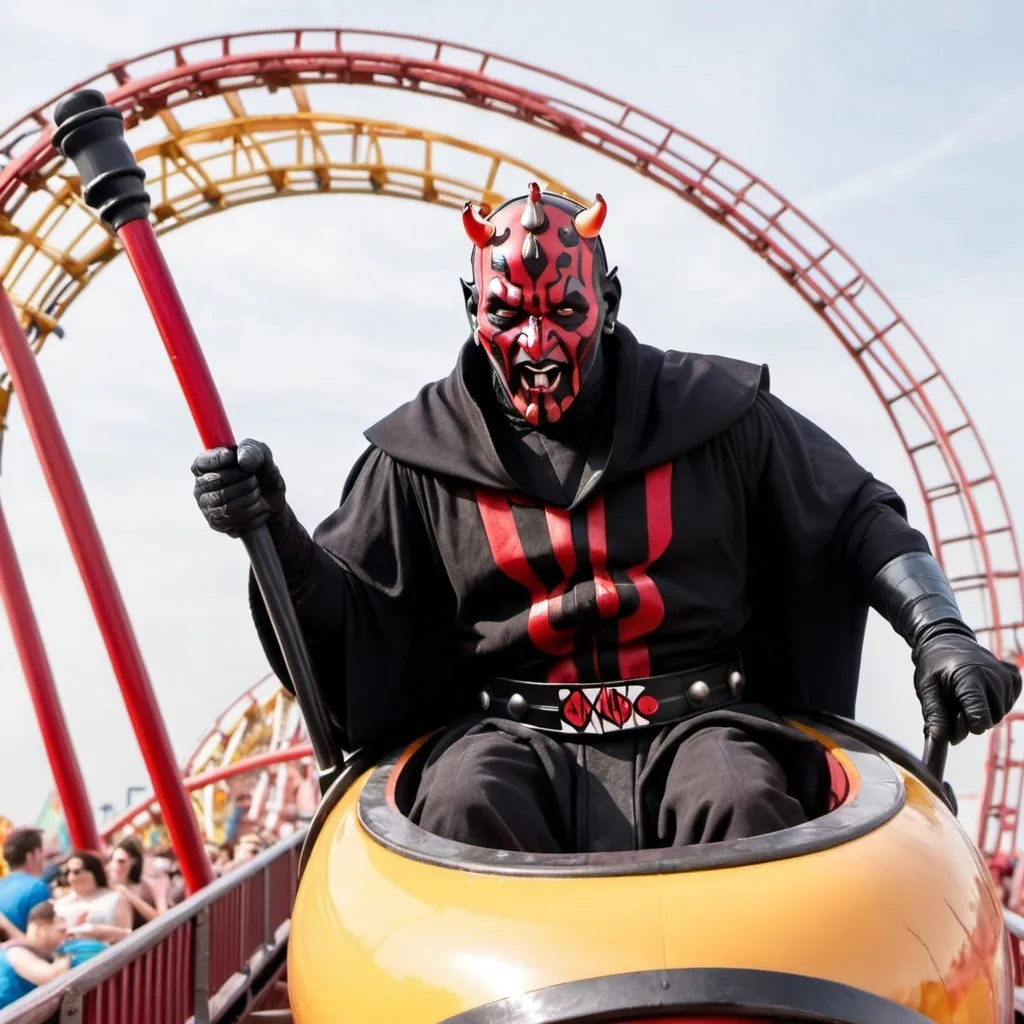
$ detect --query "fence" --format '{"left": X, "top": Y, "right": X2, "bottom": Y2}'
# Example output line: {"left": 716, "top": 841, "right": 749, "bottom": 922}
{"left": 0, "top": 830, "right": 303, "bottom": 1024}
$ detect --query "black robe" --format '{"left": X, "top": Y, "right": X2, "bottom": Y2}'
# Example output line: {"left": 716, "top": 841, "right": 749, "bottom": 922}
{"left": 251, "top": 324, "right": 926, "bottom": 754}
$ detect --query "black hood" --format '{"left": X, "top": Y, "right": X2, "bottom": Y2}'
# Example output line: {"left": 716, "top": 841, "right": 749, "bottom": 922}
{"left": 365, "top": 323, "right": 768, "bottom": 500}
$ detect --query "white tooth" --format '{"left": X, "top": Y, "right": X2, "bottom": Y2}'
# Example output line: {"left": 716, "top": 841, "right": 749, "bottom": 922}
{"left": 534, "top": 373, "right": 549, "bottom": 387}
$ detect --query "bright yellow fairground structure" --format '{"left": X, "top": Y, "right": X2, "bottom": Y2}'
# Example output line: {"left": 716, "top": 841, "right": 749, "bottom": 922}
{"left": 0, "top": 110, "right": 578, "bottom": 382}
{"left": 289, "top": 724, "right": 1011, "bottom": 1024}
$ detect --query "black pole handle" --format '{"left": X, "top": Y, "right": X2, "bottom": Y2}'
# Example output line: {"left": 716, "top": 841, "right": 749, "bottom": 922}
{"left": 243, "top": 529, "right": 340, "bottom": 791}
{"left": 922, "top": 732, "right": 948, "bottom": 782}
{"left": 51, "top": 89, "right": 151, "bottom": 232}
{"left": 52, "top": 88, "right": 341, "bottom": 792}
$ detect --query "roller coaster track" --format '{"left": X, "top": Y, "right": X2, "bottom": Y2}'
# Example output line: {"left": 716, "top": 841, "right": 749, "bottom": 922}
{"left": 0, "top": 25, "right": 1021, "bottom": 932}
{"left": 1, "top": 28, "right": 1019, "bottom": 666}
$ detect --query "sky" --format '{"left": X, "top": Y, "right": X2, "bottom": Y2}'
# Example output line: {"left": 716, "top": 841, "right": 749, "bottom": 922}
{"left": 0, "top": 0, "right": 1022, "bottom": 838}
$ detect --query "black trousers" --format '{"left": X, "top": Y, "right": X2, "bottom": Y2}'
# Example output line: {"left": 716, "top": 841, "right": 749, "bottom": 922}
{"left": 408, "top": 704, "right": 832, "bottom": 852}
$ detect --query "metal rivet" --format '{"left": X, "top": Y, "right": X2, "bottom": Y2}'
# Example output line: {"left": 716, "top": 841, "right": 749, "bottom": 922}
{"left": 687, "top": 680, "right": 709, "bottom": 705}
{"left": 728, "top": 670, "right": 745, "bottom": 697}
{"left": 479, "top": 690, "right": 491, "bottom": 711}
{"left": 508, "top": 693, "right": 529, "bottom": 720}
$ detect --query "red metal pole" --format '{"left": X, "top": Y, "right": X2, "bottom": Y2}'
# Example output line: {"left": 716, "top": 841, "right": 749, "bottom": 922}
{"left": 51, "top": 92, "right": 339, "bottom": 791}
{"left": 116, "top": 221, "right": 232, "bottom": 446}
{"left": 101, "top": 742, "right": 313, "bottom": 839}
{"left": 0, "top": 289, "right": 214, "bottom": 893}
{"left": 114, "top": 218, "right": 338, "bottom": 786}
{"left": 0, "top": 493, "right": 101, "bottom": 851}
{"left": 166, "top": 742, "right": 313, "bottom": 795}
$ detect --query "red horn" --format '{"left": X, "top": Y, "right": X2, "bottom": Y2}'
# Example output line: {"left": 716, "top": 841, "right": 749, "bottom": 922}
{"left": 462, "top": 202, "right": 495, "bottom": 247}
{"left": 574, "top": 193, "right": 607, "bottom": 238}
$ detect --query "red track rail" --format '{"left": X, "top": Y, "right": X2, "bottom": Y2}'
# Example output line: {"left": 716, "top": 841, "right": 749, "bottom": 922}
{"left": 0, "top": 27, "right": 1018, "bottom": 659}
{"left": 101, "top": 742, "right": 313, "bottom": 842}
{"left": 0, "top": 286, "right": 213, "bottom": 892}
{"left": 0, "top": 27, "right": 1019, "bottom": 856}
{"left": 0, "top": 496, "right": 98, "bottom": 850}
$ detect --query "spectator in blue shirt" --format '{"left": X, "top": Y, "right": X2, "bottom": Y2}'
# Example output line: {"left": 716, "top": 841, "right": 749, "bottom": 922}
{"left": 0, "top": 829, "right": 52, "bottom": 936}
{"left": 0, "top": 901, "right": 70, "bottom": 1009}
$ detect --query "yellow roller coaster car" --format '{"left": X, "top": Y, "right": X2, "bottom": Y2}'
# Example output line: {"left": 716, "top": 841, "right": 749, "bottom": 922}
{"left": 289, "top": 715, "right": 1013, "bottom": 1023}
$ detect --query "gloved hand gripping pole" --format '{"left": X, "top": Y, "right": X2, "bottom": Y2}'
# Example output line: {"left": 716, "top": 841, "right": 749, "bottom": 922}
{"left": 53, "top": 89, "right": 340, "bottom": 793}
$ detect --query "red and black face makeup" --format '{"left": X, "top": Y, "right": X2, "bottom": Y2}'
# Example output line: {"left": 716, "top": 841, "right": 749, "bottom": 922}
{"left": 462, "top": 184, "right": 611, "bottom": 428}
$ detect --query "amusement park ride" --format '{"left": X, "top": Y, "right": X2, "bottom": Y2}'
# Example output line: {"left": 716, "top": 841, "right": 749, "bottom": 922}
{"left": 1, "top": 24, "right": 1023, "bottom": 1024}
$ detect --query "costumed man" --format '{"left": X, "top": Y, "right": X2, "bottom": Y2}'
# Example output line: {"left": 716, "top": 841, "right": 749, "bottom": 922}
{"left": 192, "top": 184, "right": 1020, "bottom": 852}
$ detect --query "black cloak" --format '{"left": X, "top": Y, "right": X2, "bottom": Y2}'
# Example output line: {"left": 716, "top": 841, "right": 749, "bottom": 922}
{"left": 251, "top": 325, "right": 923, "bottom": 752}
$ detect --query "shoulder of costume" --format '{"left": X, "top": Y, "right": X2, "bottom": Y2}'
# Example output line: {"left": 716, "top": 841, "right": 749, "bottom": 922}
{"left": 614, "top": 325, "right": 770, "bottom": 460}
{"left": 339, "top": 443, "right": 385, "bottom": 502}
{"left": 654, "top": 343, "right": 770, "bottom": 394}
{"left": 360, "top": 340, "right": 516, "bottom": 490}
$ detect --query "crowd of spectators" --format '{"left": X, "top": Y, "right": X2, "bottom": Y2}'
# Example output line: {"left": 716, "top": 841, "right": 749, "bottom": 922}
{"left": 0, "top": 824, "right": 277, "bottom": 1009}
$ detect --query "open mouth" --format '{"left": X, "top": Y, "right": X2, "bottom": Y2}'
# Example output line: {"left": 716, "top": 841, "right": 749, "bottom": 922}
{"left": 516, "top": 361, "right": 564, "bottom": 394}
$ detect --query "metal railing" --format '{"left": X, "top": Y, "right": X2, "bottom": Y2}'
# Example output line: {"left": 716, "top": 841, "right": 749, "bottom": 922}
{"left": 4, "top": 831, "right": 1021, "bottom": 1021}
{"left": 0, "top": 830, "right": 303, "bottom": 1024}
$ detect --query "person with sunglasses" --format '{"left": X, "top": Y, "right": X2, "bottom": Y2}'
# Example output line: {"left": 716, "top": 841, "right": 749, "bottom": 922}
{"left": 53, "top": 852, "right": 131, "bottom": 955}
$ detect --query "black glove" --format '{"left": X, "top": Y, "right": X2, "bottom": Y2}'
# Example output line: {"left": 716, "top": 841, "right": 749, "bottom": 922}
{"left": 191, "top": 438, "right": 286, "bottom": 538}
{"left": 871, "top": 552, "right": 1021, "bottom": 743}
{"left": 914, "top": 631, "right": 1021, "bottom": 743}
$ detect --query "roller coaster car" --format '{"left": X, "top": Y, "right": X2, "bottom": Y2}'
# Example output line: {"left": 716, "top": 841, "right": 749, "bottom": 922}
{"left": 289, "top": 714, "right": 1013, "bottom": 1023}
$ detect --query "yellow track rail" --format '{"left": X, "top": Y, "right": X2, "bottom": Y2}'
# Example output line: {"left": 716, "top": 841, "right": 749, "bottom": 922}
{"left": 0, "top": 108, "right": 580, "bottom": 431}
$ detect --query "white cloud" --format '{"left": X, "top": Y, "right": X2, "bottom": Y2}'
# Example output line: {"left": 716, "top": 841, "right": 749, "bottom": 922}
{"left": 801, "top": 85, "right": 1024, "bottom": 216}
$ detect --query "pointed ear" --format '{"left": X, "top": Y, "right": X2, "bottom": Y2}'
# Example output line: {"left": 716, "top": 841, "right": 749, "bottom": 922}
{"left": 601, "top": 266, "right": 622, "bottom": 333}
{"left": 461, "top": 278, "right": 480, "bottom": 336}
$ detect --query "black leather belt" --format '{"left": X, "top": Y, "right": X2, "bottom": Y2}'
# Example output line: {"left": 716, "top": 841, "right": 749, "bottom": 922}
{"left": 478, "top": 656, "right": 745, "bottom": 736}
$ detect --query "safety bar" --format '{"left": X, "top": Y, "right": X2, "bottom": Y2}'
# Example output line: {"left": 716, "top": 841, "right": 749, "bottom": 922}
{"left": 0, "top": 829, "right": 304, "bottom": 1024}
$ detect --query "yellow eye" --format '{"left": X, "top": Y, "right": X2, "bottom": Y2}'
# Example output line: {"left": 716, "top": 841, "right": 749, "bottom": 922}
{"left": 555, "top": 307, "right": 576, "bottom": 317}
{"left": 493, "top": 308, "right": 516, "bottom": 319}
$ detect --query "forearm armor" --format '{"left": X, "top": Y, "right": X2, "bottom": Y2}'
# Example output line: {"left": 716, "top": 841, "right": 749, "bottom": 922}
{"left": 868, "top": 551, "right": 974, "bottom": 651}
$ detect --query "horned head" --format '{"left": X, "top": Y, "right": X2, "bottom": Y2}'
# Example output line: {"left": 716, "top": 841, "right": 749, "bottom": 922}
{"left": 461, "top": 184, "right": 608, "bottom": 247}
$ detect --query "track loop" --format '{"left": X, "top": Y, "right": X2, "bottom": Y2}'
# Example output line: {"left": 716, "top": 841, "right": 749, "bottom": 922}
{"left": 0, "top": 28, "right": 1018, "bottom": 857}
